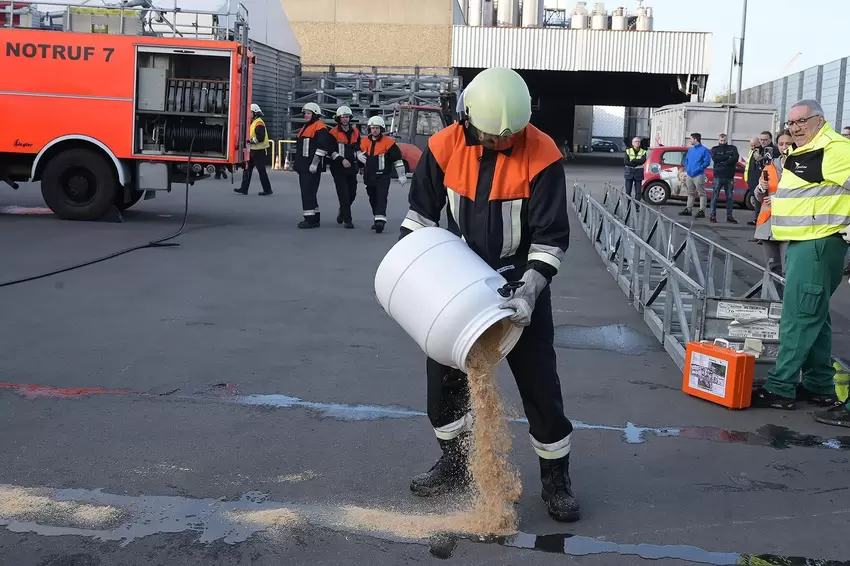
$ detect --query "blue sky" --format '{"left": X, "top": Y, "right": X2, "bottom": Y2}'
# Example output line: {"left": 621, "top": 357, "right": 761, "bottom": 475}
{"left": 653, "top": 0, "right": 847, "bottom": 96}
{"left": 544, "top": 0, "right": 849, "bottom": 97}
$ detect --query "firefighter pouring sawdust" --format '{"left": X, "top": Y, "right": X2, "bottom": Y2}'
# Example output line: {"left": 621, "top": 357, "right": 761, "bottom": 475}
{"left": 399, "top": 67, "right": 580, "bottom": 522}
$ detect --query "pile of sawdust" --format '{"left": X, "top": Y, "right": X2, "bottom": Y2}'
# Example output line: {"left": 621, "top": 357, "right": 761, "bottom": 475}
{"left": 274, "top": 471, "right": 319, "bottom": 483}
{"left": 0, "top": 486, "right": 123, "bottom": 529}
{"left": 229, "top": 507, "right": 302, "bottom": 528}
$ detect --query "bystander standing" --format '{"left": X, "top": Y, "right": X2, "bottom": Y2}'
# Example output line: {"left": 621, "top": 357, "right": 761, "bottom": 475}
{"left": 751, "top": 100, "right": 850, "bottom": 425}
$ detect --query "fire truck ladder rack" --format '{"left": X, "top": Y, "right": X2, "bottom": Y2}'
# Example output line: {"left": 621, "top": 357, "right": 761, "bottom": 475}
{"left": 285, "top": 65, "right": 461, "bottom": 141}
{"left": 572, "top": 182, "right": 789, "bottom": 380}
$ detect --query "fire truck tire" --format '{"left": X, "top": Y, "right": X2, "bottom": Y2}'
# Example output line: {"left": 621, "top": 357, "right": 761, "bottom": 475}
{"left": 118, "top": 190, "right": 145, "bottom": 211}
{"left": 41, "top": 149, "right": 119, "bottom": 221}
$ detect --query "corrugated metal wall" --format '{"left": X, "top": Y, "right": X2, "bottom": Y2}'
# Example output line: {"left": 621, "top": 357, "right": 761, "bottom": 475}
{"left": 739, "top": 56, "right": 849, "bottom": 130}
{"left": 249, "top": 40, "right": 300, "bottom": 141}
{"left": 452, "top": 26, "right": 712, "bottom": 75}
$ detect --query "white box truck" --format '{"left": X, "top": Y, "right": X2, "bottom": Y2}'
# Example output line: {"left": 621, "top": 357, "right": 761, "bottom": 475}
{"left": 651, "top": 103, "right": 779, "bottom": 158}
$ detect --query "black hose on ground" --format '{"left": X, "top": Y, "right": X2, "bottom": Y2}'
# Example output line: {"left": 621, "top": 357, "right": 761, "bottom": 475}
{"left": 0, "top": 134, "right": 198, "bottom": 288}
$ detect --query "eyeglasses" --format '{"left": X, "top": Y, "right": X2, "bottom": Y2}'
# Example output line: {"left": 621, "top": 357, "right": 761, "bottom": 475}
{"left": 785, "top": 115, "right": 820, "bottom": 128}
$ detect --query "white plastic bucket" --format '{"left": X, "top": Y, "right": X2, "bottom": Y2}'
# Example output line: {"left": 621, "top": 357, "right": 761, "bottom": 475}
{"left": 374, "top": 226, "right": 523, "bottom": 372}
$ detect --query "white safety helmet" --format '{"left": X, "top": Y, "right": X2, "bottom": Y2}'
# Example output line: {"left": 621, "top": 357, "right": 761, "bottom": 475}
{"left": 367, "top": 116, "right": 386, "bottom": 129}
{"left": 303, "top": 102, "right": 321, "bottom": 115}
{"left": 335, "top": 106, "right": 353, "bottom": 118}
{"left": 250, "top": 103, "right": 262, "bottom": 115}
{"left": 461, "top": 67, "right": 531, "bottom": 136}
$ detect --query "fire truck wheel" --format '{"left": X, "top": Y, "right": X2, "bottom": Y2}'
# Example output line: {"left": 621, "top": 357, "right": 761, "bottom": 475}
{"left": 41, "top": 149, "right": 118, "bottom": 221}
{"left": 118, "top": 190, "right": 145, "bottom": 211}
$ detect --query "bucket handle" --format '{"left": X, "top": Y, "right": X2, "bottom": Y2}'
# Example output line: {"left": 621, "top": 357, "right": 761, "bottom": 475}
{"left": 497, "top": 281, "right": 525, "bottom": 298}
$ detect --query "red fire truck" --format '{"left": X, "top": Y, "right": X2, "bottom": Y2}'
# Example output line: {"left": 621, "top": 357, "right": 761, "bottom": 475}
{"left": 0, "top": 1, "right": 255, "bottom": 220}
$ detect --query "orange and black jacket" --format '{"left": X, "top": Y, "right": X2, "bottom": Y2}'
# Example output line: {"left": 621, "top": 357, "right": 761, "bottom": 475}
{"left": 295, "top": 117, "right": 334, "bottom": 173}
{"left": 329, "top": 125, "right": 361, "bottom": 175}
{"left": 359, "top": 134, "right": 403, "bottom": 185}
{"left": 399, "top": 122, "right": 569, "bottom": 282}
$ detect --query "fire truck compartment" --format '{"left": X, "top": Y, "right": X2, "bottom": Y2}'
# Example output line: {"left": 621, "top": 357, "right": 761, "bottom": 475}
{"left": 133, "top": 47, "right": 233, "bottom": 159}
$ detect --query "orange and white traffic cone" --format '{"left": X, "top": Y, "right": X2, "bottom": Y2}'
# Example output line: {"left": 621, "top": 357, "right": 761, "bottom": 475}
{"left": 273, "top": 154, "right": 281, "bottom": 170}
{"left": 283, "top": 154, "right": 292, "bottom": 172}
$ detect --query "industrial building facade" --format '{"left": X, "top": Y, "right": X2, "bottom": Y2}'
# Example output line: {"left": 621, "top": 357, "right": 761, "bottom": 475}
{"left": 279, "top": 0, "right": 460, "bottom": 70}
{"left": 738, "top": 56, "right": 850, "bottom": 131}
{"left": 279, "top": 0, "right": 711, "bottom": 146}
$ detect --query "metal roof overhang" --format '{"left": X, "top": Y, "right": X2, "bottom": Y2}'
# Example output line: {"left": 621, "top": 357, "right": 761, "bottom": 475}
{"left": 452, "top": 26, "right": 712, "bottom": 76}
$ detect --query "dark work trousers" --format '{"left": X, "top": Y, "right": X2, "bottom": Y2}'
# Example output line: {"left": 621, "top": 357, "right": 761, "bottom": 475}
{"left": 298, "top": 171, "right": 322, "bottom": 217}
{"left": 710, "top": 177, "right": 734, "bottom": 218}
{"left": 425, "top": 286, "right": 574, "bottom": 450}
{"left": 366, "top": 176, "right": 391, "bottom": 221}
{"left": 332, "top": 170, "right": 358, "bottom": 222}
{"left": 239, "top": 150, "right": 272, "bottom": 194}
{"left": 624, "top": 176, "right": 642, "bottom": 201}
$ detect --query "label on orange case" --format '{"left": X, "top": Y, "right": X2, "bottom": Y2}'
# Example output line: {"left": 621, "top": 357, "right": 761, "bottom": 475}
{"left": 688, "top": 352, "right": 728, "bottom": 398}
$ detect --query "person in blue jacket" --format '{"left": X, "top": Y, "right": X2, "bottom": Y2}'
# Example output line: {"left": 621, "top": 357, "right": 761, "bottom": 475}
{"left": 679, "top": 132, "right": 712, "bottom": 218}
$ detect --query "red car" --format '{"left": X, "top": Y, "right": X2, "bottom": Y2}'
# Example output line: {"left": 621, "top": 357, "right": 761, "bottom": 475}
{"left": 640, "top": 146, "right": 757, "bottom": 210}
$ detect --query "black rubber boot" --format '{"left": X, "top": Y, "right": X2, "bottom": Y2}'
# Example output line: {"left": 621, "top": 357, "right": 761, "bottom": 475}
{"left": 796, "top": 384, "right": 841, "bottom": 407}
{"left": 315, "top": 212, "right": 321, "bottom": 226}
{"left": 337, "top": 209, "right": 343, "bottom": 224}
{"left": 540, "top": 456, "right": 580, "bottom": 522}
{"left": 410, "top": 438, "right": 469, "bottom": 497}
{"left": 375, "top": 220, "right": 385, "bottom": 234}
{"left": 297, "top": 216, "right": 320, "bottom": 229}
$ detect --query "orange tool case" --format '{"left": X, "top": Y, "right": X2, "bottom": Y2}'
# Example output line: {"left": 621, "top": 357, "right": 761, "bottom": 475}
{"left": 682, "top": 339, "right": 755, "bottom": 409}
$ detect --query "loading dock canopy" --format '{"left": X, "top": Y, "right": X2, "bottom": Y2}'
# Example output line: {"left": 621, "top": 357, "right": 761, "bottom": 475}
{"left": 452, "top": 26, "right": 711, "bottom": 76}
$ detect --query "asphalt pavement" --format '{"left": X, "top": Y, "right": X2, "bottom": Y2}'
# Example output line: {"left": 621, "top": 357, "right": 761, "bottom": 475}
{"left": 1, "top": 163, "right": 850, "bottom": 565}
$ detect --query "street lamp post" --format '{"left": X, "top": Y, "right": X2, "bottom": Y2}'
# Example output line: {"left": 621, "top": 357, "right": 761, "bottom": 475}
{"left": 736, "top": 0, "right": 748, "bottom": 102}
{"left": 728, "top": 37, "right": 736, "bottom": 103}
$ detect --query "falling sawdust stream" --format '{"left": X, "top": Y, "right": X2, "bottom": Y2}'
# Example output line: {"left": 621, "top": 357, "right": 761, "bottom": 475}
{"left": 461, "top": 319, "right": 522, "bottom": 533}
{"left": 345, "top": 320, "right": 521, "bottom": 538}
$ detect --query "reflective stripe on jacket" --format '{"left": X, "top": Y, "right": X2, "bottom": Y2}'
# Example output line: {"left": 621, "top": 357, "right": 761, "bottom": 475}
{"left": 295, "top": 119, "right": 332, "bottom": 171}
{"left": 624, "top": 147, "right": 647, "bottom": 180}
{"left": 359, "top": 134, "right": 403, "bottom": 184}
{"left": 770, "top": 123, "right": 850, "bottom": 241}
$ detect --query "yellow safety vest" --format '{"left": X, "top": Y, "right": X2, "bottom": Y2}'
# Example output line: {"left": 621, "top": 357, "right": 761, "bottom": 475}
{"left": 249, "top": 117, "right": 270, "bottom": 151}
{"left": 626, "top": 147, "right": 647, "bottom": 162}
{"left": 743, "top": 149, "right": 754, "bottom": 183}
{"left": 771, "top": 122, "right": 850, "bottom": 241}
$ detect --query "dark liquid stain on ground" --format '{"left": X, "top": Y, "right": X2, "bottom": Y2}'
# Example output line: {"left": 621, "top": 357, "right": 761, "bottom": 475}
{"left": 553, "top": 324, "right": 658, "bottom": 355}
{"left": 678, "top": 424, "right": 850, "bottom": 451}
{"left": 430, "top": 532, "right": 850, "bottom": 565}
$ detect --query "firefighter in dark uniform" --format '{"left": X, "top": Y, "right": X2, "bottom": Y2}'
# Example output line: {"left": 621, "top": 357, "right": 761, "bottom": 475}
{"left": 329, "top": 105, "right": 361, "bottom": 229}
{"left": 624, "top": 136, "right": 647, "bottom": 200}
{"left": 294, "top": 102, "right": 334, "bottom": 229}
{"left": 234, "top": 104, "right": 273, "bottom": 196}
{"left": 398, "top": 67, "right": 580, "bottom": 523}
{"left": 357, "top": 115, "right": 406, "bottom": 234}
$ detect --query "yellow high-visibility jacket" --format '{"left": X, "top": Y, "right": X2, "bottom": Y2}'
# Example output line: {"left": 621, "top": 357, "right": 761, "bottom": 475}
{"left": 771, "top": 123, "right": 850, "bottom": 241}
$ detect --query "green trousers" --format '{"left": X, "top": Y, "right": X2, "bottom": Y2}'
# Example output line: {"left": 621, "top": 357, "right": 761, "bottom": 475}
{"left": 765, "top": 235, "right": 848, "bottom": 398}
